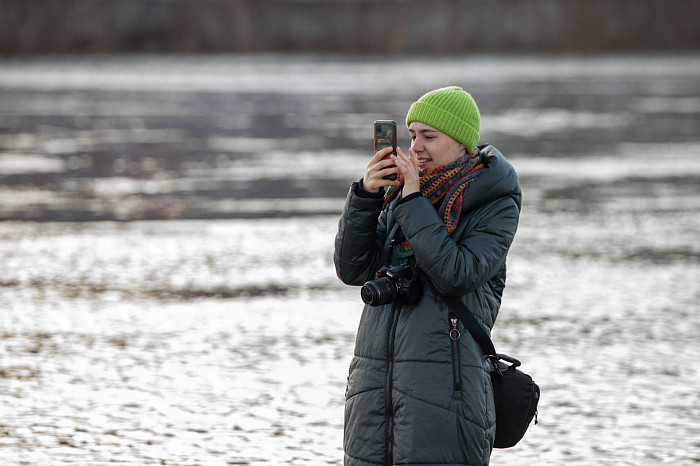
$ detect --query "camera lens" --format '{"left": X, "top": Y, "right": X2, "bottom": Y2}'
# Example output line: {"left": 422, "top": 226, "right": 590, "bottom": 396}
{"left": 361, "top": 277, "right": 396, "bottom": 306}
{"left": 360, "top": 285, "right": 376, "bottom": 304}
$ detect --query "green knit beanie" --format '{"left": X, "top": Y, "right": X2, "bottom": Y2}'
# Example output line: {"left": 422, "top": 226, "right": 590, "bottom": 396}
{"left": 405, "top": 86, "right": 481, "bottom": 152}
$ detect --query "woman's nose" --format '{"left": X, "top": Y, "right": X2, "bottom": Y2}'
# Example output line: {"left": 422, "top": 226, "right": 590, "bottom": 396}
{"left": 411, "top": 139, "right": 423, "bottom": 151}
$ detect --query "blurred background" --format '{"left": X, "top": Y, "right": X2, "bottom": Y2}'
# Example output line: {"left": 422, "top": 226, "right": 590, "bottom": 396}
{"left": 0, "top": 1, "right": 699, "bottom": 465}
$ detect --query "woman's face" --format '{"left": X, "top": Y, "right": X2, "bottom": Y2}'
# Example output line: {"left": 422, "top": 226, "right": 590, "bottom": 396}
{"left": 408, "top": 122, "right": 467, "bottom": 170}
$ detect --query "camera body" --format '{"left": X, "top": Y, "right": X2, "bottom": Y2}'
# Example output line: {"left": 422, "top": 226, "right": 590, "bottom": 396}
{"left": 361, "top": 264, "right": 422, "bottom": 306}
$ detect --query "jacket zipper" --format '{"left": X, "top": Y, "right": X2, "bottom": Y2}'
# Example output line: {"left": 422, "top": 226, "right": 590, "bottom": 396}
{"left": 385, "top": 305, "right": 401, "bottom": 465}
{"left": 449, "top": 314, "right": 462, "bottom": 392}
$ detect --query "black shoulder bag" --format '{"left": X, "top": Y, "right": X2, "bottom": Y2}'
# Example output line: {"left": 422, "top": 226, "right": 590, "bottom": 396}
{"left": 444, "top": 296, "right": 540, "bottom": 449}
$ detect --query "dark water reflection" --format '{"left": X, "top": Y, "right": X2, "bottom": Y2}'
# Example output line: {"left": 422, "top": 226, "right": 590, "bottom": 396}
{"left": 1, "top": 54, "right": 698, "bottom": 221}
{"left": 0, "top": 54, "right": 699, "bottom": 465}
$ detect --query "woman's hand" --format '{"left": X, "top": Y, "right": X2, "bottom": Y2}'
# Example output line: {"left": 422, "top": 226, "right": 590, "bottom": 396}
{"left": 363, "top": 146, "right": 401, "bottom": 193}
{"left": 392, "top": 148, "right": 420, "bottom": 196}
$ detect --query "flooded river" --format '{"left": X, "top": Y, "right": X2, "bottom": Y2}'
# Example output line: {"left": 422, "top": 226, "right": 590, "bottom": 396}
{"left": 0, "top": 54, "right": 699, "bottom": 465}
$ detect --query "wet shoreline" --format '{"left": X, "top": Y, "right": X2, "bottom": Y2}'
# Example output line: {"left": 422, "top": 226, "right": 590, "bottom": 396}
{"left": 2, "top": 215, "right": 698, "bottom": 465}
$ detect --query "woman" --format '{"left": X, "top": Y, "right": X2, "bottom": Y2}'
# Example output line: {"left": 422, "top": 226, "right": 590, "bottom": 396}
{"left": 334, "top": 86, "right": 521, "bottom": 466}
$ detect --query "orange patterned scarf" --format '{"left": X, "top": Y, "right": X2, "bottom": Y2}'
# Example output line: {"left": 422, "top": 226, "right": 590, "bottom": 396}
{"left": 384, "top": 148, "right": 485, "bottom": 258}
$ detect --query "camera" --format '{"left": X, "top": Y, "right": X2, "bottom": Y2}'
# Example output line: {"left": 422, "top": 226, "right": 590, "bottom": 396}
{"left": 361, "top": 264, "right": 421, "bottom": 306}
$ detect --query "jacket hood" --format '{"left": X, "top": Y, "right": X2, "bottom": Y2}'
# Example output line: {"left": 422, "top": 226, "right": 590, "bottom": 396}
{"left": 460, "top": 144, "right": 521, "bottom": 213}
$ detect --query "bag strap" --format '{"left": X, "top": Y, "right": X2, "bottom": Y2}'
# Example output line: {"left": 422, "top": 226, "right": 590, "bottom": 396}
{"left": 445, "top": 295, "right": 523, "bottom": 369}
{"left": 443, "top": 295, "right": 497, "bottom": 358}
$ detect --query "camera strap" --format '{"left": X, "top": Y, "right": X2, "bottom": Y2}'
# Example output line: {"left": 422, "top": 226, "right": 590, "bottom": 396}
{"left": 379, "top": 220, "right": 400, "bottom": 267}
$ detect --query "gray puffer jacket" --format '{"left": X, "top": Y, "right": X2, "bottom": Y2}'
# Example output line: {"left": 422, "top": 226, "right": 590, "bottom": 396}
{"left": 334, "top": 145, "right": 521, "bottom": 466}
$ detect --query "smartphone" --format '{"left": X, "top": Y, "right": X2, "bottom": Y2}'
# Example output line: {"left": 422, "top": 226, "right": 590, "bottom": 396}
{"left": 374, "top": 120, "right": 397, "bottom": 181}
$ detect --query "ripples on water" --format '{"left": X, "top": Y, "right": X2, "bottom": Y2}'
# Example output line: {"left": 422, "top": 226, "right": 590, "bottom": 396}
{"left": 0, "top": 54, "right": 699, "bottom": 465}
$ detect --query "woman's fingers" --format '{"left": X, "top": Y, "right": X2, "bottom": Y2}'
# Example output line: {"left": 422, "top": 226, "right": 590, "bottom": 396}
{"left": 393, "top": 148, "right": 418, "bottom": 176}
{"left": 393, "top": 147, "right": 420, "bottom": 195}
{"left": 364, "top": 146, "right": 401, "bottom": 192}
{"left": 408, "top": 148, "right": 420, "bottom": 172}
{"left": 370, "top": 146, "right": 394, "bottom": 164}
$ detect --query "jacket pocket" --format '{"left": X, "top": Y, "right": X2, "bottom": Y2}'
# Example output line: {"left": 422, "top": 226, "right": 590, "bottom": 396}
{"left": 449, "top": 313, "right": 462, "bottom": 391}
